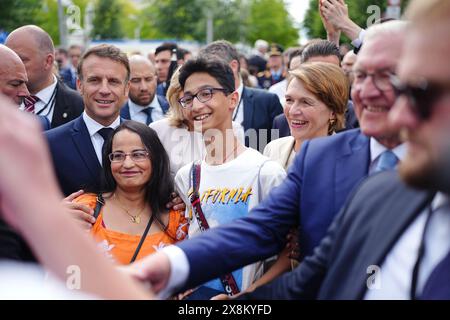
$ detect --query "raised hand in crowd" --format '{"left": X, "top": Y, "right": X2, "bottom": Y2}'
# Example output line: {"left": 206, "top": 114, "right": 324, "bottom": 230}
{"left": 319, "top": 0, "right": 341, "bottom": 45}
{"left": 320, "top": 0, "right": 363, "bottom": 43}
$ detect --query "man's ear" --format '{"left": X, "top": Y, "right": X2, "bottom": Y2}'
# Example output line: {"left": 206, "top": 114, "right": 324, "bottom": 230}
{"left": 45, "top": 53, "right": 55, "bottom": 71}
{"left": 228, "top": 91, "right": 239, "bottom": 110}
{"left": 76, "top": 78, "right": 83, "bottom": 94}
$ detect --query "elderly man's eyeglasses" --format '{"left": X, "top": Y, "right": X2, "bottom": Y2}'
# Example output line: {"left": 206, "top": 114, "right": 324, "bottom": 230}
{"left": 353, "top": 70, "right": 395, "bottom": 92}
{"left": 109, "top": 150, "right": 149, "bottom": 163}
{"left": 178, "top": 87, "right": 228, "bottom": 109}
{"left": 390, "top": 75, "right": 450, "bottom": 120}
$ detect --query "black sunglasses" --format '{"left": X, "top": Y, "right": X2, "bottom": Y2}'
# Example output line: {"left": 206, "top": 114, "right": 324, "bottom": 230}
{"left": 390, "top": 75, "right": 450, "bottom": 120}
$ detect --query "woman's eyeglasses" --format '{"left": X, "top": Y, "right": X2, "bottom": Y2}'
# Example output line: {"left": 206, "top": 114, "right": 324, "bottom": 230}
{"left": 108, "top": 150, "right": 149, "bottom": 163}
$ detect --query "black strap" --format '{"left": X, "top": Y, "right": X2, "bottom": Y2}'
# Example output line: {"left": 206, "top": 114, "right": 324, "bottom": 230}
{"left": 190, "top": 162, "right": 240, "bottom": 296}
{"left": 130, "top": 213, "right": 154, "bottom": 263}
{"left": 410, "top": 205, "right": 434, "bottom": 300}
{"left": 93, "top": 194, "right": 154, "bottom": 264}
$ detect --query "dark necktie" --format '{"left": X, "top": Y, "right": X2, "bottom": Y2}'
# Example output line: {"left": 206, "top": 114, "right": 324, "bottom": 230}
{"left": 24, "top": 95, "right": 39, "bottom": 113}
{"left": 97, "top": 127, "right": 114, "bottom": 159}
{"left": 419, "top": 201, "right": 450, "bottom": 299}
{"left": 374, "top": 150, "right": 399, "bottom": 173}
{"left": 142, "top": 107, "right": 153, "bottom": 125}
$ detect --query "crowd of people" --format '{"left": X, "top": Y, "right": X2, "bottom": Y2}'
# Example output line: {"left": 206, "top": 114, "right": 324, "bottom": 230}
{"left": 0, "top": 0, "right": 449, "bottom": 300}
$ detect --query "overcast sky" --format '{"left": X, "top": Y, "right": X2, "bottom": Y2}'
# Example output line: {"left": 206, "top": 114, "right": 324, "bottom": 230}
{"left": 286, "top": 0, "right": 311, "bottom": 44}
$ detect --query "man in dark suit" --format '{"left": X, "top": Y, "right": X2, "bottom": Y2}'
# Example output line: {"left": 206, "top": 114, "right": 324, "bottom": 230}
{"left": 5, "top": 25, "right": 83, "bottom": 129}
{"left": 123, "top": 21, "right": 408, "bottom": 298}
{"left": 198, "top": 40, "right": 283, "bottom": 152}
{"left": 121, "top": 55, "right": 169, "bottom": 125}
{"left": 46, "top": 44, "right": 130, "bottom": 196}
{"left": 272, "top": 40, "right": 358, "bottom": 138}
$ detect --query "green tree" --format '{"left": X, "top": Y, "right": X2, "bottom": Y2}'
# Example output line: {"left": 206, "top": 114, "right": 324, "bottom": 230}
{"left": 247, "top": 0, "right": 299, "bottom": 47}
{"left": 92, "top": 0, "right": 124, "bottom": 39}
{"left": 303, "top": 0, "right": 411, "bottom": 43}
{"left": 0, "top": 0, "right": 42, "bottom": 32}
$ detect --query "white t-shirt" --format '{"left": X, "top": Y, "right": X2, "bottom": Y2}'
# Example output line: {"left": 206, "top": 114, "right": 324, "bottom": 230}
{"left": 175, "top": 148, "right": 286, "bottom": 292}
{"left": 150, "top": 119, "right": 245, "bottom": 178}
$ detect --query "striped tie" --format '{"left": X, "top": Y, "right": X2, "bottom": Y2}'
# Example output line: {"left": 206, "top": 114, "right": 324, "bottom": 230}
{"left": 24, "top": 95, "right": 39, "bottom": 113}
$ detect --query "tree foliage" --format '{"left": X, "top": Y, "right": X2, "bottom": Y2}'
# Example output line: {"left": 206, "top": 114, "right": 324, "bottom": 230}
{"left": 0, "top": 0, "right": 42, "bottom": 32}
{"left": 247, "top": 0, "right": 299, "bottom": 47}
{"left": 91, "top": 0, "right": 124, "bottom": 39}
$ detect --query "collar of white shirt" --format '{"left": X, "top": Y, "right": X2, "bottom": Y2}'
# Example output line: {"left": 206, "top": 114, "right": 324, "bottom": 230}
{"left": 34, "top": 75, "right": 58, "bottom": 114}
{"left": 370, "top": 137, "right": 406, "bottom": 164}
{"left": 128, "top": 96, "right": 161, "bottom": 119}
{"left": 82, "top": 111, "right": 120, "bottom": 137}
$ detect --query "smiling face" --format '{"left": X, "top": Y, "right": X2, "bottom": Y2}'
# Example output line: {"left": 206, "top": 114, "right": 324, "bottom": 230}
{"left": 389, "top": 23, "right": 450, "bottom": 192}
{"left": 182, "top": 72, "right": 237, "bottom": 133}
{"left": 110, "top": 129, "right": 152, "bottom": 192}
{"left": 77, "top": 55, "right": 129, "bottom": 126}
{"left": 351, "top": 35, "right": 403, "bottom": 141}
{"left": 284, "top": 77, "right": 334, "bottom": 142}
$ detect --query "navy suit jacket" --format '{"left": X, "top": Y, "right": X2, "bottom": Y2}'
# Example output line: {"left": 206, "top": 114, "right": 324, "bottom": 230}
{"left": 272, "top": 101, "right": 359, "bottom": 138}
{"left": 241, "top": 86, "right": 283, "bottom": 151}
{"left": 46, "top": 115, "right": 103, "bottom": 196}
{"left": 177, "top": 129, "right": 371, "bottom": 290}
{"left": 120, "top": 95, "right": 169, "bottom": 123}
{"left": 242, "top": 172, "right": 434, "bottom": 299}
{"left": 37, "top": 115, "right": 51, "bottom": 131}
{"left": 51, "top": 81, "right": 84, "bottom": 128}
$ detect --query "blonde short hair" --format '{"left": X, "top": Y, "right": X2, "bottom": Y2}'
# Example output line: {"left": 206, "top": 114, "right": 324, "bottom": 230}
{"left": 165, "top": 67, "right": 185, "bottom": 128}
{"left": 288, "top": 62, "right": 348, "bottom": 133}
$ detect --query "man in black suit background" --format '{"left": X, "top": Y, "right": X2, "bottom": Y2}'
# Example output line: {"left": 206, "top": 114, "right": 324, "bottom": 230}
{"left": 199, "top": 40, "right": 283, "bottom": 152}
{"left": 240, "top": 0, "right": 450, "bottom": 300}
{"left": 5, "top": 25, "right": 83, "bottom": 129}
{"left": 121, "top": 55, "right": 169, "bottom": 124}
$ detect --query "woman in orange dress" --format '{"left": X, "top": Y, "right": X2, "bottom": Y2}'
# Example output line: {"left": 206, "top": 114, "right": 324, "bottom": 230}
{"left": 73, "top": 121, "right": 188, "bottom": 264}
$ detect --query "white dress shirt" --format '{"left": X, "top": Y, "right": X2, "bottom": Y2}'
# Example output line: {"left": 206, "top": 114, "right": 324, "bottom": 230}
{"left": 82, "top": 112, "right": 121, "bottom": 164}
{"left": 128, "top": 95, "right": 165, "bottom": 124}
{"left": 365, "top": 193, "right": 450, "bottom": 299}
{"left": 232, "top": 80, "right": 245, "bottom": 129}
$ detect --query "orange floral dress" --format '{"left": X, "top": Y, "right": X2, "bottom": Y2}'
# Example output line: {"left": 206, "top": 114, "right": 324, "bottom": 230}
{"left": 74, "top": 193, "right": 189, "bottom": 265}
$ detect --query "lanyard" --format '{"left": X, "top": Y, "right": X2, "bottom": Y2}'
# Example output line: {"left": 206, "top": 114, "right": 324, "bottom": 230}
{"left": 410, "top": 205, "right": 434, "bottom": 299}
{"left": 232, "top": 87, "right": 245, "bottom": 122}
{"left": 36, "top": 85, "right": 58, "bottom": 117}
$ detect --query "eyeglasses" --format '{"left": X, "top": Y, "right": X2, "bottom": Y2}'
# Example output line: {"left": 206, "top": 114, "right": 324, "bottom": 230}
{"left": 390, "top": 75, "right": 450, "bottom": 120}
{"left": 108, "top": 150, "right": 149, "bottom": 163}
{"left": 353, "top": 70, "right": 396, "bottom": 92}
{"left": 178, "top": 87, "right": 228, "bottom": 109}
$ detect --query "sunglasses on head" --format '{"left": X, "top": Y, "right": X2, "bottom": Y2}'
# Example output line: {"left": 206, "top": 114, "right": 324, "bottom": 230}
{"left": 390, "top": 75, "right": 450, "bottom": 120}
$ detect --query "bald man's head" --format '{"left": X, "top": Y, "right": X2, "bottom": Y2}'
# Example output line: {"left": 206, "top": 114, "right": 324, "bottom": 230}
{"left": 0, "top": 45, "right": 29, "bottom": 105}
{"left": 5, "top": 25, "right": 55, "bottom": 94}
{"left": 128, "top": 55, "right": 158, "bottom": 106}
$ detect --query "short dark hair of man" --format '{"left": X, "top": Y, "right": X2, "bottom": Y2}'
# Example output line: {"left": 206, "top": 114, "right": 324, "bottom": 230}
{"left": 288, "top": 48, "right": 303, "bottom": 69}
{"left": 77, "top": 44, "right": 130, "bottom": 82}
{"left": 155, "top": 42, "right": 178, "bottom": 56}
{"left": 178, "top": 56, "right": 235, "bottom": 94}
{"left": 100, "top": 121, "right": 174, "bottom": 236}
{"left": 198, "top": 40, "right": 240, "bottom": 72}
{"left": 301, "top": 40, "right": 340, "bottom": 64}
